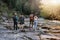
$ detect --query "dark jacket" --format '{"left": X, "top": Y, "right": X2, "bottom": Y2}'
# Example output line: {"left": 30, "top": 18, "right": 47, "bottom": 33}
{"left": 13, "top": 16, "right": 18, "bottom": 23}
{"left": 19, "top": 17, "right": 24, "bottom": 24}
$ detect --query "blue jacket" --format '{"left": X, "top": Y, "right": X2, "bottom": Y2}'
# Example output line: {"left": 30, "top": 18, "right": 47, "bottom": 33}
{"left": 13, "top": 16, "right": 18, "bottom": 23}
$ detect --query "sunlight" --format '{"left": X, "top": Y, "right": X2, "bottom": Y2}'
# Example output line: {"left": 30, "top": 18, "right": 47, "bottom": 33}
{"left": 50, "top": 0, "right": 60, "bottom": 5}
{"left": 41, "top": 0, "right": 60, "bottom": 5}
{"left": 39, "top": 0, "right": 60, "bottom": 16}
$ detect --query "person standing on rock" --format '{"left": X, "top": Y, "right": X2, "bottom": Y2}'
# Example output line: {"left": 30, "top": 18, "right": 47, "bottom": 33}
{"left": 33, "top": 15, "right": 38, "bottom": 31}
{"left": 29, "top": 13, "right": 34, "bottom": 28}
{"left": 13, "top": 13, "right": 18, "bottom": 30}
{"left": 19, "top": 14, "right": 25, "bottom": 29}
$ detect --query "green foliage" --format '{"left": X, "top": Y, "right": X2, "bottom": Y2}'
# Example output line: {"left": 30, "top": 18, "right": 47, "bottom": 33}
{"left": 16, "top": 0, "right": 22, "bottom": 12}
{"left": 40, "top": 10, "right": 50, "bottom": 18}
{"left": 0, "top": 1, "right": 8, "bottom": 13}
{"left": 1, "top": 0, "right": 40, "bottom": 15}
{"left": 40, "top": 10, "right": 60, "bottom": 20}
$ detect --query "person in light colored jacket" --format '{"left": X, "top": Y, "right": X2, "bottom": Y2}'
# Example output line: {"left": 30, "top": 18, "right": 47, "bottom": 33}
{"left": 33, "top": 15, "right": 38, "bottom": 31}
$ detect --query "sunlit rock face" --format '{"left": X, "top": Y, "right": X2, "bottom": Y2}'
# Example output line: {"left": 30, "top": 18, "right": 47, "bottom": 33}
{"left": 39, "top": 0, "right": 60, "bottom": 20}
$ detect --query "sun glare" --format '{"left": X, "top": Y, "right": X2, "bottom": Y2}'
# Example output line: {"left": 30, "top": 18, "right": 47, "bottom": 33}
{"left": 39, "top": 0, "right": 60, "bottom": 15}
{"left": 51, "top": 0, "right": 60, "bottom": 5}
{"left": 41, "top": 0, "right": 60, "bottom": 5}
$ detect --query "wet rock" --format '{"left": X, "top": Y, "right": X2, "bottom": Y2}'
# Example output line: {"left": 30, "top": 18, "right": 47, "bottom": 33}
{"left": 50, "top": 38, "right": 57, "bottom": 40}
{"left": 41, "top": 27, "right": 51, "bottom": 30}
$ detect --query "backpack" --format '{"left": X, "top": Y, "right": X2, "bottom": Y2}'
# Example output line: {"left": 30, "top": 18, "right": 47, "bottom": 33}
{"left": 30, "top": 16, "right": 34, "bottom": 20}
{"left": 13, "top": 16, "right": 18, "bottom": 22}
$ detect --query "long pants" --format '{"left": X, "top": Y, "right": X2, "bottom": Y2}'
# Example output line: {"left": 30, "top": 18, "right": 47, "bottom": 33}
{"left": 14, "top": 22, "right": 18, "bottom": 30}
{"left": 30, "top": 20, "right": 34, "bottom": 27}
{"left": 33, "top": 20, "right": 38, "bottom": 31}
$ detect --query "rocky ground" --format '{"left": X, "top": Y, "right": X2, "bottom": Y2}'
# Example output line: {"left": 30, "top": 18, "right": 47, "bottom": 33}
{"left": 0, "top": 18, "right": 60, "bottom": 40}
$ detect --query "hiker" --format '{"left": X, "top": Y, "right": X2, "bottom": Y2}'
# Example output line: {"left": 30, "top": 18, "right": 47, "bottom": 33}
{"left": 13, "top": 13, "right": 18, "bottom": 30}
{"left": 19, "top": 14, "right": 25, "bottom": 29}
{"left": 33, "top": 15, "right": 38, "bottom": 31}
{"left": 29, "top": 13, "right": 34, "bottom": 28}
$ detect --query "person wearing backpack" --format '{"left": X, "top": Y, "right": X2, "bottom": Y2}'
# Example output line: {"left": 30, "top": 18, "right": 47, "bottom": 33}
{"left": 19, "top": 14, "right": 25, "bottom": 29}
{"left": 13, "top": 13, "right": 18, "bottom": 30}
{"left": 29, "top": 13, "right": 34, "bottom": 28}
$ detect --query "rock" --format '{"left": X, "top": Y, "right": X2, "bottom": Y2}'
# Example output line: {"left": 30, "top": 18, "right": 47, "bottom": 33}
{"left": 1, "top": 18, "right": 60, "bottom": 40}
{"left": 41, "top": 35, "right": 60, "bottom": 40}
{"left": 41, "top": 27, "right": 51, "bottom": 30}
{"left": 20, "top": 30, "right": 26, "bottom": 32}
{"left": 50, "top": 38, "right": 57, "bottom": 40}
